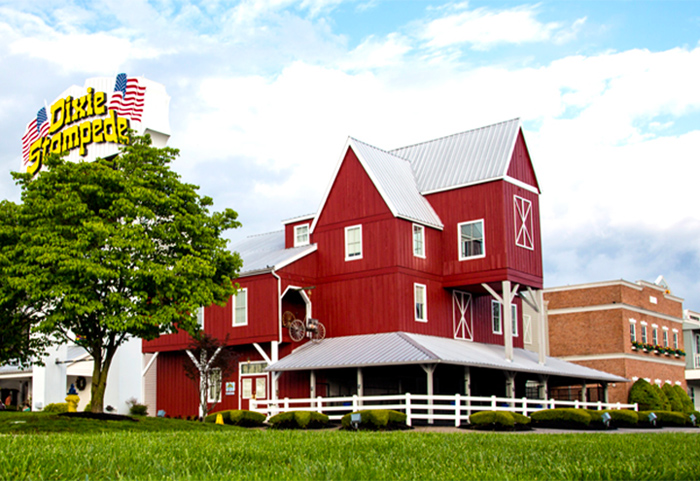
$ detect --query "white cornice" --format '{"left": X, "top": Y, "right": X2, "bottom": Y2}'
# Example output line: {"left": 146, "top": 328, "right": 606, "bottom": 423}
{"left": 559, "top": 353, "right": 686, "bottom": 367}
{"left": 548, "top": 303, "right": 684, "bottom": 325}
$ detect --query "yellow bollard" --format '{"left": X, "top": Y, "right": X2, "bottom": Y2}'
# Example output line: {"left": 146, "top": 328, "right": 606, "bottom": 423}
{"left": 216, "top": 413, "right": 224, "bottom": 425}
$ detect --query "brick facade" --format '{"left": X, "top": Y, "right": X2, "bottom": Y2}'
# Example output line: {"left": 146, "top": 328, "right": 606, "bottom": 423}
{"left": 545, "top": 280, "right": 687, "bottom": 404}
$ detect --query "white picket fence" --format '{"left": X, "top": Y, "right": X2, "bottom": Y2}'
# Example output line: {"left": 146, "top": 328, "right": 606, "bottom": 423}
{"left": 250, "top": 393, "right": 638, "bottom": 427}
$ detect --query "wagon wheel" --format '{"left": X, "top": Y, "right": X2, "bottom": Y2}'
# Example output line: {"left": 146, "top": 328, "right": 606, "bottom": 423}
{"left": 282, "top": 311, "right": 295, "bottom": 328}
{"left": 289, "top": 319, "right": 306, "bottom": 342}
{"left": 311, "top": 322, "right": 326, "bottom": 343}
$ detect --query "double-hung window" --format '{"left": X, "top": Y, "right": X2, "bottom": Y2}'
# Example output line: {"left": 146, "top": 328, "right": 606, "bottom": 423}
{"left": 458, "top": 220, "right": 485, "bottom": 260}
{"left": 641, "top": 324, "right": 648, "bottom": 344}
{"left": 233, "top": 288, "right": 248, "bottom": 327}
{"left": 345, "top": 225, "right": 362, "bottom": 260}
{"left": 413, "top": 224, "right": 425, "bottom": 258}
{"left": 652, "top": 326, "right": 658, "bottom": 345}
{"left": 491, "top": 301, "right": 517, "bottom": 335}
{"left": 414, "top": 283, "right": 427, "bottom": 322}
{"left": 673, "top": 330, "right": 679, "bottom": 349}
{"left": 663, "top": 328, "right": 669, "bottom": 347}
{"left": 629, "top": 320, "right": 637, "bottom": 343}
{"left": 294, "top": 224, "right": 310, "bottom": 247}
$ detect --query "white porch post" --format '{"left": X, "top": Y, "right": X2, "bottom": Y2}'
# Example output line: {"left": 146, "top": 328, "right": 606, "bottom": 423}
{"left": 310, "top": 370, "right": 316, "bottom": 407}
{"left": 602, "top": 382, "right": 609, "bottom": 404}
{"left": 356, "top": 367, "right": 363, "bottom": 406}
{"left": 482, "top": 281, "right": 519, "bottom": 362}
{"left": 464, "top": 366, "right": 471, "bottom": 416}
{"left": 421, "top": 364, "right": 437, "bottom": 424}
{"left": 538, "top": 374, "right": 549, "bottom": 400}
{"left": 271, "top": 341, "right": 279, "bottom": 404}
{"left": 505, "top": 371, "right": 516, "bottom": 405}
{"left": 581, "top": 381, "right": 587, "bottom": 403}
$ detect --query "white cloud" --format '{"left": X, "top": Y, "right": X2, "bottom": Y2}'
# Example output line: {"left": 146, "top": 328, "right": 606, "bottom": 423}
{"left": 419, "top": 4, "right": 567, "bottom": 50}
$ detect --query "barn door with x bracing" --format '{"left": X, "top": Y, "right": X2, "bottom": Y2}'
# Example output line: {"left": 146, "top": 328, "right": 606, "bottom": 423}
{"left": 453, "top": 290, "right": 473, "bottom": 341}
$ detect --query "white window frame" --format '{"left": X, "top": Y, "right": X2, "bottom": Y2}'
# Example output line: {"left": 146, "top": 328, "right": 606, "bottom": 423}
{"left": 207, "top": 368, "right": 222, "bottom": 403}
{"left": 641, "top": 324, "right": 648, "bottom": 344}
{"left": 492, "top": 300, "right": 502, "bottom": 334}
{"left": 345, "top": 225, "right": 363, "bottom": 261}
{"left": 513, "top": 195, "right": 534, "bottom": 250}
{"left": 673, "top": 330, "right": 679, "bottom": 349}
{"left": 196, "top": 307, "right": 205, "bottom": 330}
{"left": 662, "top": 327, "right": 669, "bottom": 347}
{"left": 458, "top": 219, "right": 485, "bottom": 260}
{"left": 652, "top": 327, "right": 658, "bottom": 345}
{"left": 294, "top": 224, "right": 310, "bottom": 247}
{"left": 491, "top": 301, "right": 517, "bottom": 336}
{"left": 232, "top": 288, "right": 248, "bottom": 327}
{"left": 412, "top": 224, "right": 425, "bottom": 258}
{"left": 414, "top": 283, "right": 427, "bottom": 322}
{"left": 629, "top": 319, "right": 637, "bottom": 343}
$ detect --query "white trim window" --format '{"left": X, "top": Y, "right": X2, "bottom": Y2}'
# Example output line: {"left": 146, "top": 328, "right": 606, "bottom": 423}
{"left": 673, "top": 331, "right": 679, "bottom": 349}
{"left": 413, "top": 224, "right": 425, "bottom": 258}
{"left": 491, "top": 301, "right": 517, "bottom": 336}
{"left": 196, "top": 307, "right": 205, "bottom": 330}
{"left": 629, "top": 320, "right": 637, "bottom": 343}
{"left": 652, "top": 327, "right": 658, "bottom": 345}
{"left": 232, "top": 288, "right": 248, "bottom": 327}
{"left": 513, "top": 195, "right": 534, "bottom": 250}
{"left": 207, "top": 368, "right": 222, "bottom": 403}
{"left": 662, "top": 328, "right": 669, "bottom": 347}
{"left": 294, "top": 224, "right": 310, "bottom": 247}
{"left": 345, "top": 225, "right": 363, "bottom": 260}
{"left": 414, "top": 283, "right": 427, "bottom": 322}
{"left": 458, "top": 220, "right": 485, "bottom": 260}
{"left": 641, "top": 324, "right": 648, "bottom": 344}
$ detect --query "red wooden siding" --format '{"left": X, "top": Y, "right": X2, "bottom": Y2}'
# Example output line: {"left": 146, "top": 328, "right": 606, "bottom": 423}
{"left": 503, "top": 182, "right": 543, "bottom": 287}
{"left": 506, "top": 132, "right": 539, "bottom": 191}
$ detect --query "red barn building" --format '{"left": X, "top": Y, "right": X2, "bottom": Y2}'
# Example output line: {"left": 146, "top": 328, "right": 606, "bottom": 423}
{"left": 144, "top": 119, "right": 623, "bottom": 417}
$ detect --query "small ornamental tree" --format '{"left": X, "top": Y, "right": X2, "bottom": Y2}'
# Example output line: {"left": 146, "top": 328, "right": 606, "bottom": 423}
{"left": 628, "top": 379, "right": 665, "bottom": 411}
{"left": 0, "top": 135, "right": 242, "bottom": 412}
{"left": 662, "top": 383, "right": 684, "bottom": 412}
{"left": 183, "top": 333, "right": 238, "bottom": 419}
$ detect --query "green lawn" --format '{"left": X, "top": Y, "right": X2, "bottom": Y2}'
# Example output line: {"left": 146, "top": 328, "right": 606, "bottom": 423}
{"left": 1, "top": 413, "right": 699, "bottom": 480}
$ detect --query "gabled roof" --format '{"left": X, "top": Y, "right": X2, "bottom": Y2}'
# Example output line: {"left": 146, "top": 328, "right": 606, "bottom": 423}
{"left": 310, "top": 137, "right": 444, "bottom": 232}
{"left": 231, "top": 230, "right": 317, "bottom": 277}
{"left": 266, "top": 331, "right": 628, "bottom": 383}
{"left": 390, "top": 118, "right": 526, "bottom": 194}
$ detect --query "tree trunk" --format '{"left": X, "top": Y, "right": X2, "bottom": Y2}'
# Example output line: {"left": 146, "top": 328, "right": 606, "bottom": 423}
{"left": 89, "top": 341, "right": 117, "bottom": 413}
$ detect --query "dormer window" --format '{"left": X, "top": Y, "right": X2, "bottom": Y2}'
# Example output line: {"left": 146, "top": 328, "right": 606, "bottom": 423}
{"left": 294, "top": 224, "right": 310, "bottom": 247}
{"left": 458, "top": 220, "right": 485, "bottom": 260}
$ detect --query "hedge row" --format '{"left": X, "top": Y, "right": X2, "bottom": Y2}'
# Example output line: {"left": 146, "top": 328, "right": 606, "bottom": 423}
{"left": 468, "top": 411, "right": 531, "bottom": 431}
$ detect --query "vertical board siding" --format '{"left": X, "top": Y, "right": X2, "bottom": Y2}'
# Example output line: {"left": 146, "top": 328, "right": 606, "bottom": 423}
{"left": 503, "top": 182, "right": 543, "bottom": 284}
{"left": 506, "top": 132, "right": 539, "bottom": 190}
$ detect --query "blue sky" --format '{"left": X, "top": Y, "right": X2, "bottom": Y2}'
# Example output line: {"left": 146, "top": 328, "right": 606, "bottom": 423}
{"left": 1, "top": 0, "right": 700, "bottom": 308}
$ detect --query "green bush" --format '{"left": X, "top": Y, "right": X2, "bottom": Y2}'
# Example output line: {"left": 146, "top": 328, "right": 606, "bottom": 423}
{"left": 83, "top": 402, "right": 92, "bottom": 412}
{"left": 127, "top": 398, "right": 148, "bottom": 416}
{"left": 203, "top": 410, "right": 266, "bottom": 427}
{"left": 651, "top": 384, "right": 671, "bottom": 411}
{"left": 662, "top": 384, "right": 684, "bottom": 412}
{"left": 268, "top": 411, "right": 329, "bottom": 430}
{"left": 656, "top": 411, "right": 688, "bottom": 427}
{"left": 672, "top": 385, "right": 695, "bottom": 413}
{"left": 637, "top": 411, "right": 663, "bottom": 428}
{"left": 628, "top": 379, "right": 665, "bottom": 411}
{"left": 43, "top": 403, "right": 69, "bottom": 413}
{"left": 510, "top": 412, "right": 531, "bottom": 425}
{"left": 340, "top": 409, "right": 407, "bottom": 431}
{"left": 530, "top": 409, "right": 591, "bottom": 429}
{"left": 687, "top": 411, "right": 700, "bottom": 426}
{"left": 605, "top": 409, "right": 638, "bottom": 427}
{"left": 469, "top": 411, "right": 515, "bottom": 429}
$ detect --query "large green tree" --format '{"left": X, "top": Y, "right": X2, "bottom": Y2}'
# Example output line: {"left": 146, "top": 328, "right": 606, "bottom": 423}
{"left": 0, "top": 135, "right": 242, "bottom": 412}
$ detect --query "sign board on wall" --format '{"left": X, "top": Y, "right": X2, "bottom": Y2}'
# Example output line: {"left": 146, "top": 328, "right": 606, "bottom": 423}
{"left": 21, "top": 73, "right": 170, "bottom": 175}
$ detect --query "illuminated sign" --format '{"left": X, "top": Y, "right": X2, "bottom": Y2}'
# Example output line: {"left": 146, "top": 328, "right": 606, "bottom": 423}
{"left": 21, "top": 74, "right": 170, "bottom": 175}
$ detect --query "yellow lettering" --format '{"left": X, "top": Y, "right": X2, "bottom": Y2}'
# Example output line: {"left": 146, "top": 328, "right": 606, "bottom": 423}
{"left": 50, "top": 132, "right": 62, "bottom": 154}
{"left": 27, "top": 138, "right": 43, "bottom": 175}
{"left": 49, "top": 98, "right": 65, "bottom": 134}
{"left": 64, "top": 96, "right": 73, "bottom": 126}
{"left": 103, "top": 110, "right": 118, "bottom": 143}
{"left": 117, "top": 116, "right": 130, "bottom": 144}
{"left": 94, "top": 91, "right": 106, "bottom": 115}
{"left": 79, "top": 121, "right": 92, "bottom": 156}
{"left": 62, "top": 125, "right": 80, "bottom": 153}
{"left": 92, "top": 118, "right": 104, "bottom": 143}
{"left": 86, "top": 88, "right": 95, "bottom": 116}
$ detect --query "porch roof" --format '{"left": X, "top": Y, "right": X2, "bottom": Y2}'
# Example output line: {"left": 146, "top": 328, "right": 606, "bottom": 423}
{"left": 267, "top": 332, "right": 627, "bottom": 383}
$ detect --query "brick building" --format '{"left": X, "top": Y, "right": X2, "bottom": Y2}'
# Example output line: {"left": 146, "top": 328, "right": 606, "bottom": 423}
{"left": 544, "top": 278, "right": 686, "bottom": 404}
{"left": 683, "top": 309, "right": 700, "bottom": 409}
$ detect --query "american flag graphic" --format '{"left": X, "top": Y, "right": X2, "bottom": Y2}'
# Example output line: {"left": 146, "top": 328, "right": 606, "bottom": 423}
{"left": 21, "top": 107, "right": 50, "bottom": 167}
{"left": 108, "top": 73, "right": 146, "bottom": 122}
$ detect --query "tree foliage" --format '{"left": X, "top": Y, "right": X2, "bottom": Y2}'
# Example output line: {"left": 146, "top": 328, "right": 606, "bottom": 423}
{"left": 1, "top": 135, "right": 242, "bottom": 412}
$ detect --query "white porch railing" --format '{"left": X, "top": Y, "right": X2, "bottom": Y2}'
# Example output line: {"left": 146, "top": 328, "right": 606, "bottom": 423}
{"left": 250, "top": 393, "right": 638, "bottom": 427}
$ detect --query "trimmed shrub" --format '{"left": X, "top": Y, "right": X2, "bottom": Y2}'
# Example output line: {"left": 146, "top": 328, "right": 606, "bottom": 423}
{"left": 672, "top": 385, "right": 695, "bottom": 413}
{"left": 656, "top": 411, "right": 688, "bottom": 427}
{"left": 530, "top": 408, "right": 591, "bottom": 429}
{"left": 268, "top": 411, "right": 329, "bottom": 430}
{"left": 606, "top": 409, "right": 638, "bottom": 427}
{"left": 42, "top": 403, "right": 69, "bottom": 413}
{"left": 687, "top": 411, "right": 700, "bottom": 427}
{"left": 510, "top": 412, "right": 531, "bottom": 426}
{"left": 662, "top": 384, "right": 684, "bottom": 412}
{"left": 637, "top": 411, "right": 663, "bottom": 428}
{"left": 651, "top": 384, "right": 671, "bottom": 411}
{"left": 203, "top": 410, "right": 266, "bottom": 427}
{"left": 628, "top": 379, "right": 665, "bottom": 411}
{"left": 340, "top": 409, "right": 408, "bottom": 431}
{"left": 469, "top": 411, "right": 515, "bottom": 429}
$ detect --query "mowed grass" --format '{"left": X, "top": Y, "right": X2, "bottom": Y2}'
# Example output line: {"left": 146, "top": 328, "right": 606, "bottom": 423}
{"left": 1, "top": 413, "right": 699, "bottom": 480}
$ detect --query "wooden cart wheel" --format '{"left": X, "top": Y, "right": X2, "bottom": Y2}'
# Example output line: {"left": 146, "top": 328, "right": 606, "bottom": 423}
{"left": 312, "top": 322, "right": 326, "bottom": 343}
{"left": 289, "top": 319, "right": 305, "bottom": 342}
{"left": 282, "top": 311, "right": 295, "bottom": 328}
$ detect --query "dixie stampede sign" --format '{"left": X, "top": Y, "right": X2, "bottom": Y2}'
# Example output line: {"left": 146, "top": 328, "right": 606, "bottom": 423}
{"left": 21, "top": 73, "right": 170, "bottom": 175}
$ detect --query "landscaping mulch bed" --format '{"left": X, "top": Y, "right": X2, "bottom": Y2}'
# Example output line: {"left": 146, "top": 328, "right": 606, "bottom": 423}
{"left": 58, "top": 412, "right": 138, "bottom": 422}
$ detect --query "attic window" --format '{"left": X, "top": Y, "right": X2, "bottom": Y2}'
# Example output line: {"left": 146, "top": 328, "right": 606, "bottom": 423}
{"left": 345, "top": 225, "right": 362, "bottom": 261}
{"left": 413, "top": 224, "right": 425, "bottom": 258}
{"left": 294, "top": 224, "right": 310, "bottom": 247}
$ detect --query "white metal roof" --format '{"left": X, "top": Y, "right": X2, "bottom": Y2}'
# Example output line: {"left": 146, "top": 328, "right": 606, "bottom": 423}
{"left": 267, "top": 331, "right": 627, "bottom": 383}
{"left": 231, "top": 230, "right": 317, "bottom": 277}
{"left": 349, "top": 138, "right": 444, "bottom": 230}
{"left": 390, "top": 118, "right": 522, "bottom": 194}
